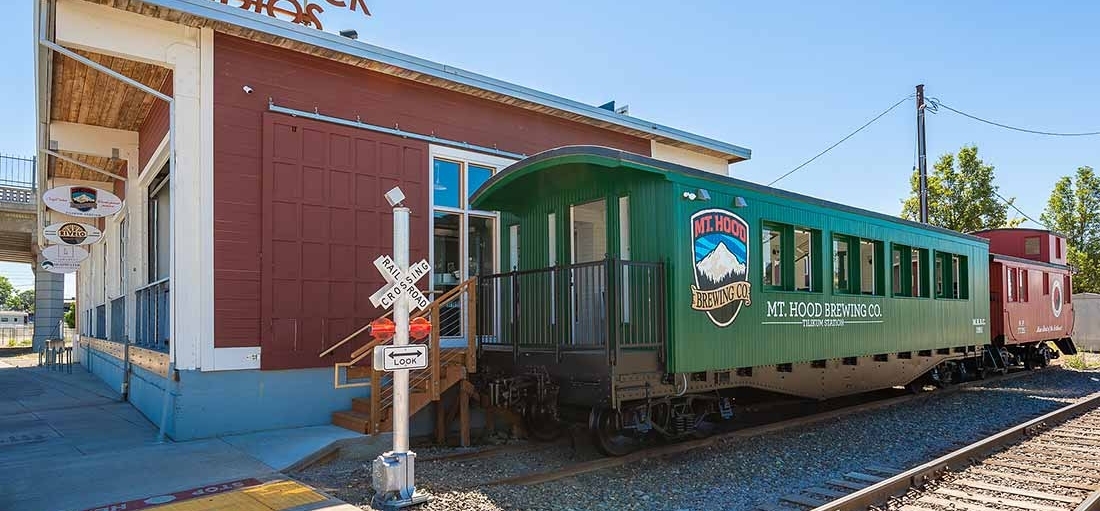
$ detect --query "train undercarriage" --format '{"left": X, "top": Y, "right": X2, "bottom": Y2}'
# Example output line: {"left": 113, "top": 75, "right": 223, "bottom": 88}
{"left": 476, "top": 339, "right": 1076, "bottom": 456}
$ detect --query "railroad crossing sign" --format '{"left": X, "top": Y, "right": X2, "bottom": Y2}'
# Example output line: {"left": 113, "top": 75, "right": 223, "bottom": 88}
{"left": 369, "top": 256, "right": 431, "bottom": 311}
{"left": 374, "top": 344, "right": 428, "bottom": 371}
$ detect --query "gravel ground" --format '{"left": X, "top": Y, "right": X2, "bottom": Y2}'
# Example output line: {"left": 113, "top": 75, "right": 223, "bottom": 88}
{"left": 296, "top": 367, "right": 1100, "bottom": 511}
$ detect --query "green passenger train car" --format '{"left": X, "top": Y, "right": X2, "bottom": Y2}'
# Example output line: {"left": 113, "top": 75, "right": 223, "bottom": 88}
{"left": 471, "top": 146, "right": 992, "bottom": 454}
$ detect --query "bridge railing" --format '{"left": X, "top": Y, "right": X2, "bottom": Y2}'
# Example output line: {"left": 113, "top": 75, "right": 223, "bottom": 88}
{"left": 0, "top": 155, "right": 36, "bottom": 205}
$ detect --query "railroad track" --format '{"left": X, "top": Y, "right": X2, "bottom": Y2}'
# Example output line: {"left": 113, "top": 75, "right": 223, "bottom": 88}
{"left": 810, "top": 390, "right": 1100, "bottom": 511}
{"left": 475, "top": 368, "right": 1048, "bottom": 488}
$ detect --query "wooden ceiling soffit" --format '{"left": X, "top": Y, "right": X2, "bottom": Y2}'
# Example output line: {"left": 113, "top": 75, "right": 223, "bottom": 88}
{"left": 48, "top": 151, "right": 125, "bottom": 182}
{"left": 87, "top": 0, "right": 740, "bottom": 161}
{"left": 50, "top": 47, "right": 170, "bottom": 132}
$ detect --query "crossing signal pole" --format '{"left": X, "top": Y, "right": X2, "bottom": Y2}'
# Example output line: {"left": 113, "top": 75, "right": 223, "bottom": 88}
{"left": 916, "top": 84, "right": 929, "bottom": 224}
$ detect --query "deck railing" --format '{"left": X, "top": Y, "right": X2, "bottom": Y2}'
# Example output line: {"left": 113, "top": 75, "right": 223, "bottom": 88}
{"left": 0, "top": 155, "right": 36, "bottom": 195}
{"left": 477, "top": 257, "right": 667, "bottom": 360}
{"left": 135, "top": 279, "right": 170, "bottom": 352}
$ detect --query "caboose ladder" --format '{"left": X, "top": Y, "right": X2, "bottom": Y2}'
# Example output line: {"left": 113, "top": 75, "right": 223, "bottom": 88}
{"left": 322, "top": 279, "right": 478, "bottom": 446}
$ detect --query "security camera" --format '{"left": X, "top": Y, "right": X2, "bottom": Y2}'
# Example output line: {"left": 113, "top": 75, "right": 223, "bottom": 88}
{"left": 384, "top": 187, "right": 406, "bottom": 207}
{"left": 242, "top": 85, "right": 254, "bottom": 94}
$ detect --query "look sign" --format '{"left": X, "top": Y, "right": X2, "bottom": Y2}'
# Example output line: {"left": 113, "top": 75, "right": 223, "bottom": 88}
{"left": 369, "top": 256, "right": 431, "bottom": 311}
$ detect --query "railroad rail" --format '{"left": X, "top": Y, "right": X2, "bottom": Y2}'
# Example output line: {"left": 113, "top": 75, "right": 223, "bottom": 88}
{"left": 812, "top": 390, "right": 1100, "bottom": 511}
{"left": 475, "top": 368, "right": 1050, "bottom": 488}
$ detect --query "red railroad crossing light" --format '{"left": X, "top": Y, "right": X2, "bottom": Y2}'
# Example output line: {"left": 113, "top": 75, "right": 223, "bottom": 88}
{"left": 409, "top": 317, "right": 432, "bottom": 340}
{"left": 369, "top": 317, "right": 395, "bottom": 340}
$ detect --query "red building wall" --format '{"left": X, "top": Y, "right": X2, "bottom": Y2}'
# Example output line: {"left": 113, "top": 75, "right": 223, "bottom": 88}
{"left": 213, "top": 34, "right": 651, "bottom": 369}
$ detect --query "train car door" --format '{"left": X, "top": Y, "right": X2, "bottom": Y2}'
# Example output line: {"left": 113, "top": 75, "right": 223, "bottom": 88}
{"left": 571, "top": 199, "right": 607, "bottom": 345}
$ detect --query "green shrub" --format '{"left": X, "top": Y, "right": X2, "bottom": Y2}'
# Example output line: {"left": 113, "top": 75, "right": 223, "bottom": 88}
{"left": 1063, "top": 353, "right": 1100, "bottom": 371}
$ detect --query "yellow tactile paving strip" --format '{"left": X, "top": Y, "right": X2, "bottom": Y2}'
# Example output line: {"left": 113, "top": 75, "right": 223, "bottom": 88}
{"left": 149, "top": 479, "right": 326, "bottom": 511}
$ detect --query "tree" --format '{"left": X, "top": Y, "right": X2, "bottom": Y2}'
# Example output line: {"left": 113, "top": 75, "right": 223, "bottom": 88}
{"left": 63, "top": 302, "right": 75, "bottom": 329}
{"left": 901, "top": 145, "right": 1024, "bottom": 232}
{"left": 0, "top": 276, "right": 14, "bottom": 310}
{"left": 5, "top": 289, "right": 34, "bottom": 313}
{"left": 1041, "top": 166, "right": 1100, "bottom": 293}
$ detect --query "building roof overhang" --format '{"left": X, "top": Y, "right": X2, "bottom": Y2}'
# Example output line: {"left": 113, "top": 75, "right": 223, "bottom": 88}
{"left": 86, "top": 0, "right": 751, "bottom": 163}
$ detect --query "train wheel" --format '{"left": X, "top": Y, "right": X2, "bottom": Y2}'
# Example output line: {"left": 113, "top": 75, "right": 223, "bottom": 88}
{"left": 525, "top": 403, "right": 562, "bottom": 441}
{"left": 589, "top": 407, "right": 639, "bottom": 457}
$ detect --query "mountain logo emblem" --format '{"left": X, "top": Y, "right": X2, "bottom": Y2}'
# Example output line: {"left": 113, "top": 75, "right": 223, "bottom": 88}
{"left": 69, "top": 187, "right": 98, "bottom": 212}
{"left": 690, "top": 208, "right": 751, "bottom": 327}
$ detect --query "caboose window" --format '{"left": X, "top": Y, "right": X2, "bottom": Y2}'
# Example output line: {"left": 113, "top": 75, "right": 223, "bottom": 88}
{"left": 762, "top": 224, "right": 784, "bottom": 289}
{"left": 832, "top": 235, "right": 850, "bottom": 293}
{"left": 794, "top": 228, "right": 814, "bottom": 292}
{"left": 1007, "top": 268, "right": 1015, "bottom": 302}
{"left": 1018, "top": 269, "right": 1029, "bottom": 302}
{"left": 1024, "top": 237, "right": 1041, "bottom": 256}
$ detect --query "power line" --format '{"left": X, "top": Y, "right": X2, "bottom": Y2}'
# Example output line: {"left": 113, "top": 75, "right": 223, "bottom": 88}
{"left": 930, "top": 99, "right": 1100, "bottom": 137}
{"left": 769, "top": 94, "right": 914, "bottom": 186}
{"left": 993, "top": 190, "right": 1047, "bottom": 228}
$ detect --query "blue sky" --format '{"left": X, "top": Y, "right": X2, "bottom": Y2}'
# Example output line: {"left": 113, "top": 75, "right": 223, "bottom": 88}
{"left": 2, "top": 1, "right": 1098, "bottom": 292}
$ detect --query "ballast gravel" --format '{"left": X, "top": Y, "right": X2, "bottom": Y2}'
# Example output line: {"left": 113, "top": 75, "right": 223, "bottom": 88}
{"left": 295, "top": 367, "right": 1100, "bottom": 511}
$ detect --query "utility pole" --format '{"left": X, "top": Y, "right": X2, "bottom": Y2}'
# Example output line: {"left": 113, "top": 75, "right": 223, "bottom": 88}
{"left": 916, "top": 84, "right": 928, "bottom": 224}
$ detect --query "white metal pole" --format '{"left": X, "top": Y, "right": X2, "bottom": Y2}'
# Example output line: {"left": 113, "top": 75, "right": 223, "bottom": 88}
{"left": 392, "top": 206, "right": 410, "bottom": 454}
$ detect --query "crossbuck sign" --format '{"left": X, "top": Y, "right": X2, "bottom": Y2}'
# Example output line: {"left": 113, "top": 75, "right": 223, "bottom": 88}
{"left": 369, "top": 256, "right": 431, "bottom": 311}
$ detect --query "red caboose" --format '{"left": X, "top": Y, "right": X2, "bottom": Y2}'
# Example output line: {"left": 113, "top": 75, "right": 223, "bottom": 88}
{"left": 972, "top": 229, "right": 1076, "bottom": 366}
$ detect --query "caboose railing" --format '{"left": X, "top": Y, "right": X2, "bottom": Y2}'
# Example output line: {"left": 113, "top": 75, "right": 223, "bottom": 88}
{"left": 477, "top": 257, "right": 666, "bottom": 363}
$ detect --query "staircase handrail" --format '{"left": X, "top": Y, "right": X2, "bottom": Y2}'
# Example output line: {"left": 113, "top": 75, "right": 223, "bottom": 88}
{"left": 318, "top": 278, "right": 474, "bottom": 358}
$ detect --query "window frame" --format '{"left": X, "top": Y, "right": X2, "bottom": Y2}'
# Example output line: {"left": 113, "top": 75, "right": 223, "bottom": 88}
{"left": 761, "top": 221, "right": 821, "bottom": 293}
{"left": 833, "top": 234, "right": 884, "bottom": 296}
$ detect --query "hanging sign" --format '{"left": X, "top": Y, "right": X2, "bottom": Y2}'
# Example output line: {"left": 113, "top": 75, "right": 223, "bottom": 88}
{"left": 43, "top": 222, "right": 103, "bottom": 246}
{"left": 42, "top": 245, "right": 90, "bottom": 265}
{"left": 40, "top": 260, "right": 80, "bottom": 274}
{"left": 43, "top": 186, "right": 123, "bottom": 218}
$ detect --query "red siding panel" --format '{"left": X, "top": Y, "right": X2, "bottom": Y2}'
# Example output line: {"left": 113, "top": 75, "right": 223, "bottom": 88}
{"left": 138, "top": 72, "right": 173, "bottom": 173}
{"left": 213, "top": 33, "right": 652, "bottom": 366}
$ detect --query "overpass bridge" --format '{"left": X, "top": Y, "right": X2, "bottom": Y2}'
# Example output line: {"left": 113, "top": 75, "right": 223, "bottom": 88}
{"left": 0, "top": 155, "right": 63, "bottom": 351}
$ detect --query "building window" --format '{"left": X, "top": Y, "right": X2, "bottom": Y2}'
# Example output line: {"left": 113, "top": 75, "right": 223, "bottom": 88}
{"left": 430, "top": 148, "right": 513, "bottom": 337}
{"left": 1024, "top": 236, "right": 1040, "bottom": 256}
{"left": 762, "top": 224, "right": 783, "bottom": 289}
{"left": 147, "top": 163, "right": 170, "bottom": 282}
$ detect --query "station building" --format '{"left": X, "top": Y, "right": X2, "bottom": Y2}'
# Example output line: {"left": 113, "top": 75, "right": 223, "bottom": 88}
{"left": 34, "top": 0, "right": 751, "bottom": 439}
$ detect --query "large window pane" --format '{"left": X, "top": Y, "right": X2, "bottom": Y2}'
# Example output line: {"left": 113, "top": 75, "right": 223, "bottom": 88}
{"left": 433, "top": 159, "right": 461, "bottom": 208}
{"left": 433, "top": 212, "right": 461, "bottom": 293}
{"left": 468, "top": 164, "right": 493, "bottom": 205}
{"left": 892, "top": 245, "right": 903, "bottom": 295}
{"left": 469, "top": 216, "right": 494, "bottom": 278}
{"left": 833, "top": 236, "right": 849, "bottom": 293}
{"left": 762, "top": 226, "right": 782, "bottom": 287}
{"left": 794, "top": 229, "right": 812, "bottom": 291}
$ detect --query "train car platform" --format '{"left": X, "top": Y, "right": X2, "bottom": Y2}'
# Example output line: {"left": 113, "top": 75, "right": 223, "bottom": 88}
{"left": 0, "top": 351, "right": 362, "bottom": 511}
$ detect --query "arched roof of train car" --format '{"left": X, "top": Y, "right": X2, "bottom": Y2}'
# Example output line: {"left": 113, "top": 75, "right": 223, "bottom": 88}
{"left": 471, "top": 145, "right": 991, "bottom": 244}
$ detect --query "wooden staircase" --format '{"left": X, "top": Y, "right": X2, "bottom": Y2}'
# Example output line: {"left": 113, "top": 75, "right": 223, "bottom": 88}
{"left": 320, "top": 279, "right": 478, "bottom": 445}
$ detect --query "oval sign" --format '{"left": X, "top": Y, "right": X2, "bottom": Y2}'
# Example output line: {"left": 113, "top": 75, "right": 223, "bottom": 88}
{"left": 42, "top": 185, "right": 123, "bottom": 218}
{"left": 40, "top": 260, "right": 80, "bottom": 274}
{"left": 42, "top": 245, "right": 90, "bottom": 265}
{"left": 43, "top": 222, "right": 103, "bottom": 246}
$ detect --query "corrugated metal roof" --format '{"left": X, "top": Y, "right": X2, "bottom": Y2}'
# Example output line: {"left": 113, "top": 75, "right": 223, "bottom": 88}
{"left": 136, "top": 0, "right": 752, "bottom": 162}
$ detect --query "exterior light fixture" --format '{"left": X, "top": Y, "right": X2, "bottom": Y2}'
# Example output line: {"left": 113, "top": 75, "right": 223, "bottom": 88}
{"left": 682, "top": 191, "right": 697, "bottom": 201}
{"left": 733, "top": 196, "right": 748, "bottom": 208}
{"left": 696, "top": 188, "right": 711, "bottom": 201}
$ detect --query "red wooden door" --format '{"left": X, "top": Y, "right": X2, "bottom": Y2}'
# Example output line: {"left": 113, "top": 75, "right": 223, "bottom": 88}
{"left": 261, "top": 112, "right": 428, "bottom": 369}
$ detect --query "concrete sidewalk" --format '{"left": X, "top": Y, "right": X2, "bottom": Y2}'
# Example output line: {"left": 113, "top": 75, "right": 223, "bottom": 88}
{"left": 0, "top": 353, "right": 363, "bottom": 511}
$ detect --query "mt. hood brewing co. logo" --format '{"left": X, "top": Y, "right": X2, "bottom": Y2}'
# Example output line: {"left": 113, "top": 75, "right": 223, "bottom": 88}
{"left": 690, "top": 209, "right": 752, "bottom": 326}
{"left": 69, "top": 187, "right": 98, "bottom": 212}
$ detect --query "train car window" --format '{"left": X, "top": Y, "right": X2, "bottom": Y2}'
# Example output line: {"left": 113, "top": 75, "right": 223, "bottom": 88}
{"left": 891, "top": 244, "right": 911, "bottom": 297}
{"left": 911, "top": 248, "right": 930, "bottom": 298}
{"left": 794, "top": 228, "right": 814, "bottom": 292}
{"left": 934, "top": 252, "right": 946, "bottom": 298}
{"left": 833, "top": 235, "right": 851, "bottom": 293}
{"left": 859, "top": 239, "right": 882, "bottom": 295}
{"left": 1024, "top": 237, "right": 1041, "bottom": 256}
{"left": 951, "top": 255, "right": 962, "bottom": 299}
{"left": 1056, "top": 238, "right": 1063, "bottom": 259}
{"left": 1019, "top": 269, "right": 1028, "bottom": 302}
{"left": 1007, "top": 267, "right": 1015, "bottom": 302}
{"left": 762, "top": 224, "right": 785, "bottom": 289}
{"left": 1043, "top": 272, "right": 1050, "bottom": 295}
